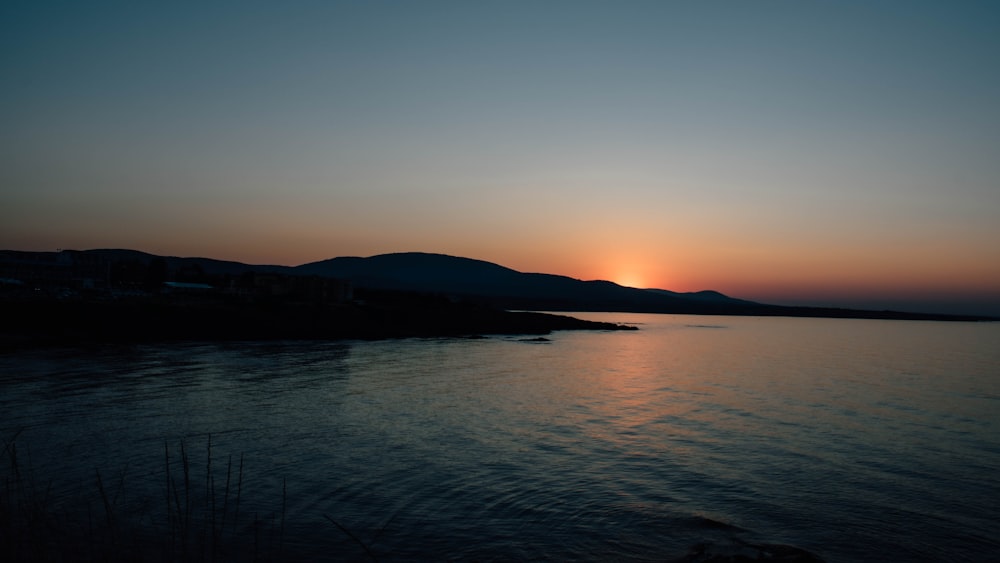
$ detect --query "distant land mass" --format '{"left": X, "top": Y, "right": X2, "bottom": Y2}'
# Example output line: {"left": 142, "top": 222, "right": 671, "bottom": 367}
{"left": 294, "top": 252, "right": 997, "bottom": 320}
{"left": 2, "top": 249, "right": 995, "bottom": 324}
{"left": 2, "top": 249, "right": 644, "bottom": 348}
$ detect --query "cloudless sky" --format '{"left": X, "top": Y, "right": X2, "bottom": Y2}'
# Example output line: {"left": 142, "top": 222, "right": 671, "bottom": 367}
{"left": 3, "top": 1, "right": 999, "bottom": 314}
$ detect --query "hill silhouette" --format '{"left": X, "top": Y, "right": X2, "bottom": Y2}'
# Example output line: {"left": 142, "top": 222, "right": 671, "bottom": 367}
{"left": 291, "top": 252, "right": 994, "bottom": 320}
{"left": 2, "top": 249, "right": 994, "bottom": 321}
{"left": 294, "top": 252, "right": 763, "bottom": 314}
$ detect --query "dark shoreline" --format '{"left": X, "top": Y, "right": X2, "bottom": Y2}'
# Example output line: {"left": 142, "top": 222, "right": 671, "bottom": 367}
{"left": 4, "top": 284, "right": 995, "bottom": 351}
{"left": 476, "top": 295, "right": 999, "bottom": 323}
{"left": 0, "top": 290, "right": 635, "bottom": 350}
{"left": 3, "top": 249, "right": 996, "bottom": 326}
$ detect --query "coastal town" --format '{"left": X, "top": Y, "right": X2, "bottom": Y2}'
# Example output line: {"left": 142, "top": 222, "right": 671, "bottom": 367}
{"left": 0, "top": 249, "right": 353, "bottom": 305}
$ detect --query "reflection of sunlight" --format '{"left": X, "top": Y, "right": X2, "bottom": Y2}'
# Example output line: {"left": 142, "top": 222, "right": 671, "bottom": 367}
{"left": 568, "top": 331, "right": 715, "bottom": 457}
{"left": 558, "top": 318, "right": 783, "bottom": 464}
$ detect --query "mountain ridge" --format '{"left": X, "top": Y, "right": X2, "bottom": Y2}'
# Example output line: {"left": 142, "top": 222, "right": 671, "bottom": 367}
{"left": 3, "top": 248, "right": 994, "bottom": 321}
{"left": 294, "top": 251, "right": 758, "bottom": 314}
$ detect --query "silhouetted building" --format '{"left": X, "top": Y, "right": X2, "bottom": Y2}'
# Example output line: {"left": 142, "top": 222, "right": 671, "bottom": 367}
{"left": 163, "top": 281, "right": 214, "bottom": 294}
{"left": 0, "top": 250, "right": 110, "bottom": 291}
{"left": 231, "top": 272, "right": 352, "bottom": 304}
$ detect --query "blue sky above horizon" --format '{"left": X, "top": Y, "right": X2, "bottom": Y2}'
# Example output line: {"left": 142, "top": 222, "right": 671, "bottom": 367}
{"left": 3, "top": 1, "right": 999, "bottom": 315}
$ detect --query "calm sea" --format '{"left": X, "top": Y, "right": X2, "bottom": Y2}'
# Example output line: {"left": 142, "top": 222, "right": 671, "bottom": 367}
{"left": 2, "top": 314, "right": 998, "bottom": 562}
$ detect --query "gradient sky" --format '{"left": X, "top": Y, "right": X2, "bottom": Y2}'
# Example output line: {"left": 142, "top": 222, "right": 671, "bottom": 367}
{"left": 3, "top": 1, "right": 999, "bottom": 314}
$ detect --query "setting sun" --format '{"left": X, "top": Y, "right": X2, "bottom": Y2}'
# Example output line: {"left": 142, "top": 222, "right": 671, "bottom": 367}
{"left": 609, "top": 267, "right": 651, "bottom": 289}
{"left": 613, "top": 274, "right": 646, "bottom": 289}
{"left": 3, "top": 1, "right": 998, "bottom": 318}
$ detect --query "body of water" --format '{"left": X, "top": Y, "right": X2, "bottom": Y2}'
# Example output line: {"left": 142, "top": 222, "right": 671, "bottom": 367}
{"left": 2, "top": 314, "right": 998, "bottom": 561}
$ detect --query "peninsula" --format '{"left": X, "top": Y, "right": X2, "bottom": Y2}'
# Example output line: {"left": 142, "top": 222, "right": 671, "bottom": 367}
{"left": 0, "top": 248, "right": 993, "bottom": 349}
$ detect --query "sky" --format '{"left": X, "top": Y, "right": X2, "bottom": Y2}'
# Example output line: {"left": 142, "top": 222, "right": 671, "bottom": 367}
{"left": 3, "top": 1, "right": 999, "bottom": 315}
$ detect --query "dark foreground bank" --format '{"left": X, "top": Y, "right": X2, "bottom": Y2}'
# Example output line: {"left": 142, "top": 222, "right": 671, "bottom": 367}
{"left": 1, "top": 431, "right": 826, "bottom": 563}
{"left": 0, "top": 289, "right": 634, "bottom": 349}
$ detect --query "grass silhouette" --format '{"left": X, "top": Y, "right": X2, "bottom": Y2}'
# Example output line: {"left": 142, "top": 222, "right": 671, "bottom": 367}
{"left": 0, "top": 431, "right": 381, "bottom": 562}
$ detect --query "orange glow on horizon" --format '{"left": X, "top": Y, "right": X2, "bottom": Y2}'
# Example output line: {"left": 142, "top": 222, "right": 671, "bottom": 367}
{"left": 597, "top": 258, "right": 665, "bottom": 290}
{"left": 611, "top": 272, "right": 648, "bottom": 289}
{"left": 23, "top": 232, "right": 998, "bottom": 312}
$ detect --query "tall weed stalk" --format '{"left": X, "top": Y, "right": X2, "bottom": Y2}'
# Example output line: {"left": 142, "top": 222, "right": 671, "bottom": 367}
{"left": 1, "top": 434, "right": 338, "bottom": 562}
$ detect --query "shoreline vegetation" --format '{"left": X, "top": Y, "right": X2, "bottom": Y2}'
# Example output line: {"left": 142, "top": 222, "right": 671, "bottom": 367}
{"left": 2, "top": 432, "right": 345, "bottom": 562}
{"left": 0, "top": 288, "right": 636, "bottom": 350}
{"left": 2, "top": 433, "right": 826, "bottom": 562}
